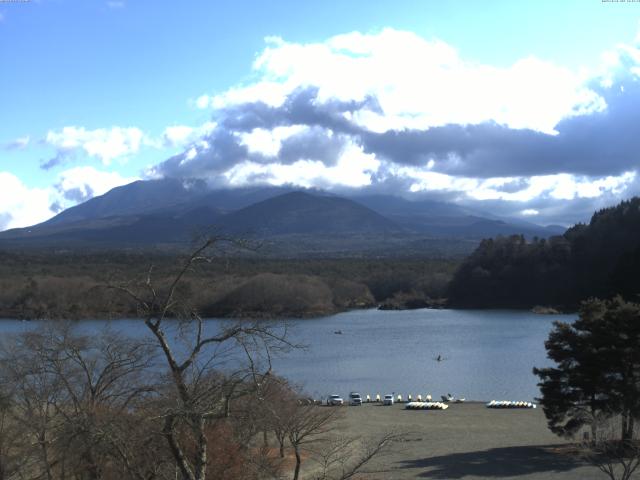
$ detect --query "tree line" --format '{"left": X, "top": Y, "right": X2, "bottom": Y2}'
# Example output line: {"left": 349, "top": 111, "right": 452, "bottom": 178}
{"left": 0, "top": 251, "right": 456, "bottom": 320}
{"left": 448, "top": 197, "right": 640, "bottom": 309}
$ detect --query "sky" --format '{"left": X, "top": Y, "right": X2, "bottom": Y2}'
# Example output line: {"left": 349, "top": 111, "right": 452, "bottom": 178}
{"left": 2, "top": 0, "right": 640, "bottom": 230}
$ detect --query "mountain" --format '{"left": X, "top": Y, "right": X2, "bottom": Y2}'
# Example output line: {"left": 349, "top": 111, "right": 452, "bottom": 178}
{"left": 0, "top": 179, "right": 564, "bottom": 254}
{"left": 43, "top": 179, "right": 294, "bottom": 226}
{"left": 0, "top": 191, "right": 400, "bottom": 248}
{"left": 218, "top": 191, "right": 400, "bottom": 235}
{"left": 43, "top": 178, "right": 207, "bottom": 226}
{"left": 351, "top": 194, "right": 565, "bottom": 237}
{"left": 351, "top": 194, "right": 479, "bottom": 218}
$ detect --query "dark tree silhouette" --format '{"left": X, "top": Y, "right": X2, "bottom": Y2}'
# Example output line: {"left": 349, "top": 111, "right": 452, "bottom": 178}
{"left": 534, "top": 297, "right": 640, "bottom": 443}
{"left": 449, "top": 197, "right": 640, "bottom": 309}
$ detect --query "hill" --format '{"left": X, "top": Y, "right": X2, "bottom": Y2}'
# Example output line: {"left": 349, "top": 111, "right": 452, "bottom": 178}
{"left": 448, "top": 197, "right": 640, "bottom": 309}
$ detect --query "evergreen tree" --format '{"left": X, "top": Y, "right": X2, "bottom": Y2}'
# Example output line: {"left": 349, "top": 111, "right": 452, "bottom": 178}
{"left": 534, "top": 297, "right": 640, "bottom": 442}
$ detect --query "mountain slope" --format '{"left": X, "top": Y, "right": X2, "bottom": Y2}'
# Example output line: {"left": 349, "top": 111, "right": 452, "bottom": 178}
{"left": 43, "top": 178, "right": 209, "bottom": 226}
{"left": 218, "top": 191, "right": 402, "bottom": 235}
{"left": 0, "top": 191, "right": 401, "bottom": 248}
{"left": 42, "top": 180, "right": 300, "bottom": 227}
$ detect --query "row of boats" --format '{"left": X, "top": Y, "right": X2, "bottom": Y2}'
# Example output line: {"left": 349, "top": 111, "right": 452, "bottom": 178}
{"left": 365, "top": 394, "right": 434, "bottom": 402}
{"left": 486, "top": 400, "right": 536, "bottom": 409}
{"left": 366, "top": 394, "right": 464, "bottom": 403}
{"left": 344, "top": 395, "right": 536, "bottom": 409}
{"left": 405, "top": 401, "right": 449, "bottom": 410}
{"left": 403, "top": 400, "right": 538, "bottom": 410}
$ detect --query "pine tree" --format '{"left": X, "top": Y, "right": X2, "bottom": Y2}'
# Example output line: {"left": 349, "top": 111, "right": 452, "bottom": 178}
{"left": 534, "top": 297, "right": 640, "bottom": 442}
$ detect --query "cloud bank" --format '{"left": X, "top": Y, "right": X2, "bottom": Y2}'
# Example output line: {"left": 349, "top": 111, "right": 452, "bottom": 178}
{"left": 145, "top": 29, "right": 640, "bottom": 225}
{"left": 42, "top": 126, "right": 146, "bottom": 169}
{"left": 0, "top": 168, "right": 138, "bottom": 230}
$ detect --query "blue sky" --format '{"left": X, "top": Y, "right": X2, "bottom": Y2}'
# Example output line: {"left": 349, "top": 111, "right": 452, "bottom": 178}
{"left": 2, "top": 0, "right": 640, "bottom": 229}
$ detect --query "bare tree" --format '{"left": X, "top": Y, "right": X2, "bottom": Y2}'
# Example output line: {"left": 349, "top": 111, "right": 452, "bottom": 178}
{"left": 285, "top": 404, "right": 342, "bottom": 480}
{"left": 0, "top": 387, "right": 27, "bottom": 480}
{"left": 268, "top": 394, "right": 404, "bottom": 480}
{"left": 581, "top": 416, "right": 640, "bottom": 480}
{"left": 310, "top": 431, "right": 406, "bottom": 480}
{"left": 0, "top": 324, "right": 162, "bottom": 480}
{"left": 0, "top": 328, "right": 67, "bottom": 480}
{"left": 48, "top": 327, "right": 157, "bottom": 479}
{"left": 261, "top": 376, "right": 298, "bottom": 459}
{"left": 110, "top": 237, "right": 293, "bottom": 480}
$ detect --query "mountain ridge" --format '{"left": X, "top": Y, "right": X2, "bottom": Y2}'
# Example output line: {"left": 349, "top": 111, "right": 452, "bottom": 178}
{"left": 0, "top": 179, "right": 565, "bottom": 254}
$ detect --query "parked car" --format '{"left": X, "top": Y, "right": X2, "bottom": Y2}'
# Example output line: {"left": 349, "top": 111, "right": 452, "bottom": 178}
{"left": 328, "top": 394, "right": 344, "bottom": 406}
{"left": 349, "top": 392, "right": 363, "bottom": 406}
{"left": 383, "top": 394, "right": 394, "bottom": 406}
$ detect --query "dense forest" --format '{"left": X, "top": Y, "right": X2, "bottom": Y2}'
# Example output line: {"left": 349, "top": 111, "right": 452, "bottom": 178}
{"left": 0, "top": 252, "right": 457, "bottom": 319}
{"left": 448, "top": 197, "right": 640, "bottom": 309}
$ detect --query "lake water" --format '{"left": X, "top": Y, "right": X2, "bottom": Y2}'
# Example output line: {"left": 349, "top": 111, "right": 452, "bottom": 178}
{"left": 0, "top": 308, "right": 575, "bottom": 402}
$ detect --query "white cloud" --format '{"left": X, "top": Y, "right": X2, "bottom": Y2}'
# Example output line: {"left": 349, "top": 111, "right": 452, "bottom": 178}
{"left": 239, "top": 125, "right": 306, "bottom": 156}
{"left": 161, "top": 122, "right": 216, "bottom": 148}
{"left": 0, "top": 167, "right": 139, "bottom": 231}
{"left": 224, "top": 141, "right": 379, "bottom": 189}
{"left": 53, "top": 166, "right": 139, "bottom": 205}
{"left": 45, "top": 126, "right": 145, "bottom": 166}
{"left": 210, "top": 28, "right": 604, "bottom": 134}
{"left": 400, "top": 167, "right": 637, "bottom": 203}
{"left": 521, "top": 209, "right": 539, "bottom": 216}
{"left": 546, "top": 171, "right": 637, "bottom": 200}
{"left": 106, "top": 1, "right": 125, "bottom": 8}
{"left": 195, "top": 94, "right": 213, "bottom": 109}
{"left": 163, "top": 125, "right": 194, "bottom": 147}
{"left": 0, "top": 172, "right": 53, "bottom": 230}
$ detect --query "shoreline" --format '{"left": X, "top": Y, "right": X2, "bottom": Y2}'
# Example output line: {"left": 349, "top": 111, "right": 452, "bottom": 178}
{"left": 0, "top": 303, "right": 578, "bottom": 321}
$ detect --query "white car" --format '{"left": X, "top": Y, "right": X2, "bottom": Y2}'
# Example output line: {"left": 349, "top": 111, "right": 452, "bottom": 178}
{"left": 328, "top": 394, "right": 344, "bottom": 406}
{"left": 383, "top": 394, "right": 394, "bottom": 406}
{"left": 349, "top": 392, "right": 363, "bottom": 406}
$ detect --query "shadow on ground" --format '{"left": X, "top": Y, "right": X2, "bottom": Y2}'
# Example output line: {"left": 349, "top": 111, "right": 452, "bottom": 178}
{"left": 398, "top": 444, "right": 586, "bottom": 478}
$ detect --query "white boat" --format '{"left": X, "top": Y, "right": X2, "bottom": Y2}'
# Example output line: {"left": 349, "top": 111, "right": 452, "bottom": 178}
{"left": 441, "top": 394, "right": 465, "bottom": 403}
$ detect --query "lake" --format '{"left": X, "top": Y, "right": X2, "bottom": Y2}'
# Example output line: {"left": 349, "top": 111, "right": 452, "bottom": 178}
{"left": 0, "top": 308, "right": 575, "bottom": 402}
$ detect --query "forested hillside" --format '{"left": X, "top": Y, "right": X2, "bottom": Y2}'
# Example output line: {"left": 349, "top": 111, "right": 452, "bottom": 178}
{"left": 448, "top": 197, "right": 640, "bottom": 309}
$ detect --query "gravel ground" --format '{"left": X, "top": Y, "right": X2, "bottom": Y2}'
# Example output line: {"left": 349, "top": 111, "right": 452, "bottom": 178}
{"left": 329, "top": 402, "right": 608, "bottom": 480}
